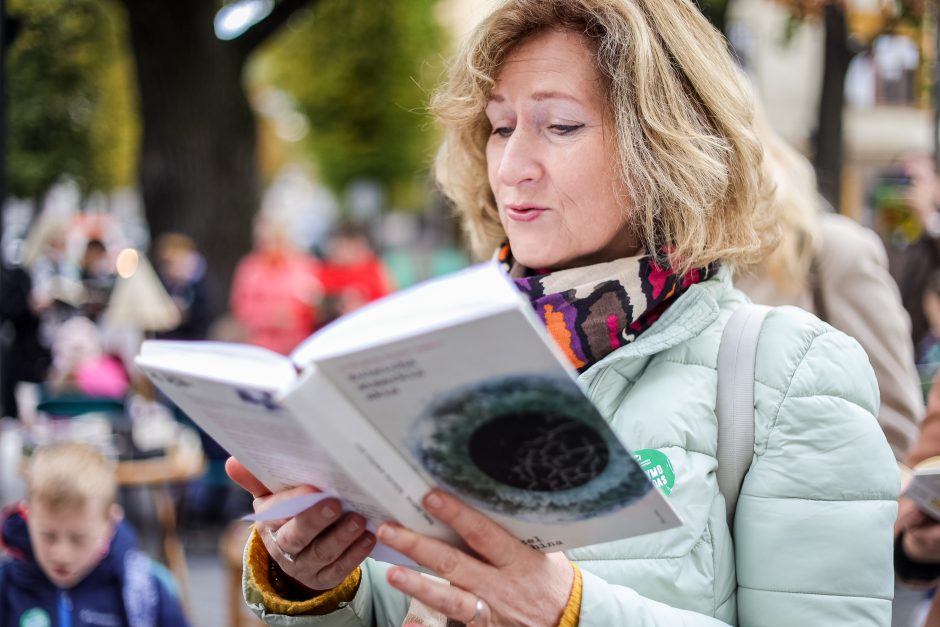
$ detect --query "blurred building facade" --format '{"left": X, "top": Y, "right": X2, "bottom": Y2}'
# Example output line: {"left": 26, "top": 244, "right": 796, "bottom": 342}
{"left": 730, "top": 0, "right": 935, "bottom": 225}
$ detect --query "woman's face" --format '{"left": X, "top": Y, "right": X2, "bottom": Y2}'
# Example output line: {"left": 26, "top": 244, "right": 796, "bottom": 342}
{"left": 486, "top": 29, "right": 638, "bottom": 271}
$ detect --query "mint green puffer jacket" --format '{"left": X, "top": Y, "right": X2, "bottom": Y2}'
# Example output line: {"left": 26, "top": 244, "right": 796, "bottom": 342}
{"left": 245, "top": 269, "right": 899, "bottom": 626}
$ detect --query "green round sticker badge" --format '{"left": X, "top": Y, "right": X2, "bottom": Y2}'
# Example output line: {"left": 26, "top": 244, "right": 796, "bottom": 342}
{"left": 633, "top": 449, "right": 675, "bottom": 495}
{"left": 20, "top": 608, "right": 51, "bottom": 627}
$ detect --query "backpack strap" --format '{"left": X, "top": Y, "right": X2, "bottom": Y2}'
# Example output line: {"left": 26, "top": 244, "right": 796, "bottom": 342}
{"left": 716, "top": 304, "right": 770, "bottom": 529}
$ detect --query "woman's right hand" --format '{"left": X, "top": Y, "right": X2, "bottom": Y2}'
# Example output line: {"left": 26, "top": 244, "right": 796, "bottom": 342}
{"left": 225, "top": 457, "right": 376, "bottom": 593}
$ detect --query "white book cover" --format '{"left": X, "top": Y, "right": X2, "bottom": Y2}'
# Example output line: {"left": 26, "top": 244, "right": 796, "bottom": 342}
{"left": 136, "top": 262, "right": 681, "bottom": 559}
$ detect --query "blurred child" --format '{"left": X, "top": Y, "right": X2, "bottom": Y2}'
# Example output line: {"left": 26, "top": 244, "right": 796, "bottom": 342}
{"left": 0, "top": 441, "right": 189, "bottom": 626}
{"left": 318, "top": 222, "right": 394, "bottom": 325}
{"left": 153, "top": 233, "right": 216, "bottom": 342}
{"left": 49, "top": 316, "right": 129, "bottom": 399}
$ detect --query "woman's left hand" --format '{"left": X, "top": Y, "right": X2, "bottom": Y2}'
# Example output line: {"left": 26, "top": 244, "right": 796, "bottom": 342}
{"left": 378, "top": 490, "right": 575, "bottom": 626}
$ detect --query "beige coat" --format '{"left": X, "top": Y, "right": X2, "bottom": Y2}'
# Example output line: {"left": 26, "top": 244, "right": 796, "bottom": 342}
{"left": 738, "top": 212, "right": 924, "bottom": 460}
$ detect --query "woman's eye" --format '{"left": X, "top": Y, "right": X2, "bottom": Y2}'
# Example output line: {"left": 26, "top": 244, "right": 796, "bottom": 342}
{"left": 490, "top": 126, "right": 513, "bottom": 138}
{"left": 549, "top": 124, "right": 584, "bottom": 135}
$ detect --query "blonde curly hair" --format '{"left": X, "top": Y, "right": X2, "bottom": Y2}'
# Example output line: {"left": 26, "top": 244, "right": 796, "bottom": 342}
{"left": 431, "top": 0, "right": 778, "bottom": 273}
{"left": 747, "top": 106, "right": 819, "bottom": 296}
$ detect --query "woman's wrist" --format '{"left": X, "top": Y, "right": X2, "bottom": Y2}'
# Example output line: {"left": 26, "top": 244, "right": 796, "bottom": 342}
{"left": 557, "top": 562, "right": 583, "bottom": 627}
{"left": 246, "top": 527, "right": 362, "bottom": 615}
{"left": 266, "top": 556, "right": 320, "bottom": 601}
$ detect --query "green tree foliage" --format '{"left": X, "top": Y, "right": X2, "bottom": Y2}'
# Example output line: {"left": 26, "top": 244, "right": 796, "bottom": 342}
{"left": 6, "top": 0, "right": 138, "bottom": 199}
{"left": 260, "top": 0, "right": 445, "bottom": 210}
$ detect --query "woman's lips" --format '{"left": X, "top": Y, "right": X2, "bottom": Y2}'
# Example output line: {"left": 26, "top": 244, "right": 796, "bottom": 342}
{"left": 505, "top": 205, "right": 548, "bottom": 222}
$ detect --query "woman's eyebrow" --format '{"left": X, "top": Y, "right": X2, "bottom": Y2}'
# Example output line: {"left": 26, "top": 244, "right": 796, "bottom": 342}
{"left": 488, "top": 91, "right": 583, "bottom": 104}
{"left": 531, "top": 91, "right": 583, "bottom": 104}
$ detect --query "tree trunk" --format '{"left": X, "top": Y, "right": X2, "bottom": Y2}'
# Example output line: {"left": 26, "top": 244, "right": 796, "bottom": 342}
{"left": 814, "top": 3, "right": 855, "bottom": 211}
{"left": 121, "top": 0, "right": 259, "bottom": 307}
{"left": 0, "top": 5, "right": 16, "bottom": 246}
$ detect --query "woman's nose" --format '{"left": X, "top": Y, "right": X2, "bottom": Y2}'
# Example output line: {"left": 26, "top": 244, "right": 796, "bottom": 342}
{"left": 496, "top": 129, "right": 542, "bottom": 187}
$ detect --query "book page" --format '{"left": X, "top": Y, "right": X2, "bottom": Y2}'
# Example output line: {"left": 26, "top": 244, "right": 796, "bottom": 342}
{"left": 314, "top": 307, "right": 681, "bottom": 552}
{"left": 291, "top": 263, "right": 522, "bottom": 365}
{"left": 139, "top": 341, "right": 297, "bottom": 391}
{"left": 135, "top": 363, "right": 397, "bottom": 524}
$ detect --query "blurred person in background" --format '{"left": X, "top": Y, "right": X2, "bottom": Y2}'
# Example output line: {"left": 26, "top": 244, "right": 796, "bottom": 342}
{"left": 47, "top": 316, "right": 129, "bottom": 400}
{"left": 0, "top": 441, "right": 189, "bottom": 626}
{"left": 917, "top": 270, "right": 940, "bottom": 394}
{"left": 317, "top": 221, "right": 395, "bottom": 326}
{"left": 26, "top": 222, "right": 85, "bottom": 351}
{"left": 885, "top": 154, "right": 940, "bottom": 354}
{"left": 79, "top": 238, "right": 116, "bottom": 323}
{"left": 737, "top": 115, "right": 923, "bottom": 460}
{"left": 153, "top": 232, "right": 216, "bottom": 342}
{"left": 230, "top": 212, "right": 323, "bottom": 355}
{"left": 0, "top": 239, "right": 51, "bottom": 419}
{"left": 152, "top": 233, "right": 231, "bottom": 527}
{"left": 896, "top": 368, "right": 940, "bottom": 627}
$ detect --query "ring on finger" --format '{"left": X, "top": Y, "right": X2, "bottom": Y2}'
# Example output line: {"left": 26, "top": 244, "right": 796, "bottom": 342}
{"left": 267, "top": 527, "right": 297, "bottom": 564}
{"left": 467, "top": 596, "right": 488, "bottom": 626}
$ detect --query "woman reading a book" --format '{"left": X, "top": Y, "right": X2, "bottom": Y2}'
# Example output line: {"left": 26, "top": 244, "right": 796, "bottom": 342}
{"left": 228, "top": 1, "right": 899, "bottom": 625}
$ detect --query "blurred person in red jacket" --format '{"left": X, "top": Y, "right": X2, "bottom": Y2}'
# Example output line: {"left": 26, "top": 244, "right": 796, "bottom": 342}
{"left": 230, "top": 213, "right": 323, "bottom": 354}
{"left": 317, "top": 222, "right": 394, "bottom": 326}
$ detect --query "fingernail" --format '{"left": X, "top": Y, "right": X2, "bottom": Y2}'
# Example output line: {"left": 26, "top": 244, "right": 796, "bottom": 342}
{"left": 377, "top": 524, "right": 396, "bottom": 541}
{"left": 322, "top": 505, "right": 337, "bottom": 519}
{"left": 359, "top": 534, "right": 374, "bottom": 549}
{"left": 389, "top": 568, "right": 409, "bottom": 584}
{"left": 346, "top": 518, "right": 360, "bottom": 533}
{"left": 425, "top": 493, "right": 443, "bottom": 510}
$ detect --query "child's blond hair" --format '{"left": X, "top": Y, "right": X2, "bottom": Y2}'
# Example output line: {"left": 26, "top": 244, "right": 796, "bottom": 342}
{"left": 27, "top": 442, "right": 117, "bottom": 515}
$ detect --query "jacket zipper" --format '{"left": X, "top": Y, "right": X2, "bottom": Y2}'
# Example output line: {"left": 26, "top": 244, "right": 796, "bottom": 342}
{"left": 58, "top": 589, "right": 72, "bottom": 627}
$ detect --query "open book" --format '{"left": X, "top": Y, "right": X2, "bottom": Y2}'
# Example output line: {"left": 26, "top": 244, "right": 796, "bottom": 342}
{"left": 136, "top": 263, "right": 680, "bottom": 560}
{"left": 903, "top": 456, "right": 940, "bottom": 520}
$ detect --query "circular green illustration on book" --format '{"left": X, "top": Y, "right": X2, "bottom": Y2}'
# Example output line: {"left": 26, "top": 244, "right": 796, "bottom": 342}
{"left": 406, "top": 375, "right": 650, "bottom": 522}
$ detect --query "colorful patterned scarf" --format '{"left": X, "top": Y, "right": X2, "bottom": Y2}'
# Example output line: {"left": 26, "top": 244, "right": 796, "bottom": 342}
{"left": 498, "top": 244, "right": 717, "bottom": 372}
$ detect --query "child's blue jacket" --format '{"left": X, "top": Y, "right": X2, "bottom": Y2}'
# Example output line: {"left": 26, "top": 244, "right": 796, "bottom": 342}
{"left": 0, "top": 506, "right": 189, "bottom": 627}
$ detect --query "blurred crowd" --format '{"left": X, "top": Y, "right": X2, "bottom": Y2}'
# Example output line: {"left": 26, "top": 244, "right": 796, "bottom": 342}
{"left": 0, "top": 208, "right": 395, "bottom": 524}
{"left": 3, "top": 152, "right": 940, "bottom": 462}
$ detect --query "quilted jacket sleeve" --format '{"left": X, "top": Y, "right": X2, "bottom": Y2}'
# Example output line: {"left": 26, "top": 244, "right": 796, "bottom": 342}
{"left": 733, "top": 308, "right": 898, "bottom": 626}
{"left": 243, "top": 556, "right": 408, "bottom": 627}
